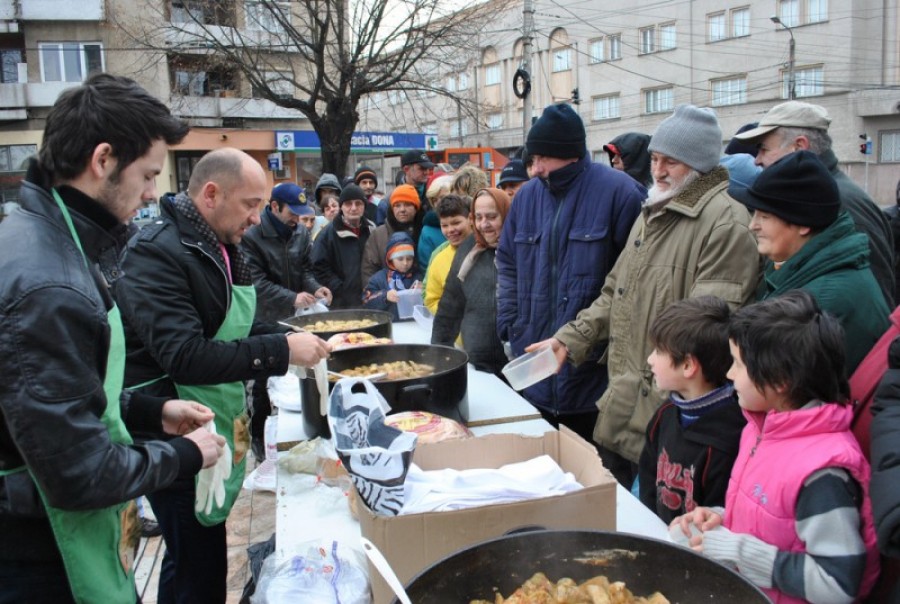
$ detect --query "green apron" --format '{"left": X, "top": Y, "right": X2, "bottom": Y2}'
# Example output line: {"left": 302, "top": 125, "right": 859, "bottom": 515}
{"left": 0, "top": 190, "right": 139, "bottom": 603}
{"left": 176, "top": 273, "right": 255, "bottom": 527}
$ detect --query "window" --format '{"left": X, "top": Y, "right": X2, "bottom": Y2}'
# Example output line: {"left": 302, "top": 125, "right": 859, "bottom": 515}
{"left": 659, "top": 23, "right": 676, "bottom": 50}
{"left": 450, "top": 119, "right": 468, "bottom": 138}
{"left": 1, "top": 49, "right": 22, "bottom": 84}
{"left": 171, "top": 56, "right": 236, "bottom": 97}
{"left": 592, "top": 94, "right": 620, "bottom": 121}
{"left": 711, "top": 76, "right": 747, "bottom": 106}
{"left": 790, "top": 65, "right": 824, "bottom": 97}
{"left": 458, "top": 72, "right": 469, "bottom": 91}
{"left": 639, "top": 26, "right": 656, "bottom": 54}
{"left": 446, "top": 75, "right": 457, "bottom": 92}
{"left": 807, "top": 0, "right": 828, "bottom": 22}
{"left": 608, "top": 34, "right": 621, "bottom": 60}
{"left": 388, "top": 90, "right": 401, "bottom": 105}
{"left": 589, "top": 39, "right": 604, "bottom": 63}
{"left": 245, "top": 1, "right": 288, "bottom": 33}
{"left": 644, "top": 87, "right": 673, "bottom": 114}
{"left": 422, "top": 122, "right": 437, "bottom": 135}
{"left": 779, "top": 0, "right": 799, "bottom": 27}
{"left": 40, "top": 42, "right": 103, "bottom": 83}
{"left": 880, "top": 131, "right": 900, "bottom": 162}
{"left": 487, "top": 113, "right": 503, "bottom": 130}
{"left": 732, "top": 7, "right": 750, "bottom": 37}
{"left": 485, "top": 63, "right": 500, "bottom": 86}
{"left": 0, "top": 144, "right": 36, "bottom": 172}
{"left": 552, "top": 48, "right": 572, "bottom": 72}
{"left": 170, "top": 0, "right": 219, "bottom": 24}
{"left": 708, "top": 12, "right": 726, "bottom": 42}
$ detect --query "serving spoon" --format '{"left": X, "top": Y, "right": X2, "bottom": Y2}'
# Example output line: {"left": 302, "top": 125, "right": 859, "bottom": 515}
{"left": 327, "top": 370, "right": 388, "bottom": 381}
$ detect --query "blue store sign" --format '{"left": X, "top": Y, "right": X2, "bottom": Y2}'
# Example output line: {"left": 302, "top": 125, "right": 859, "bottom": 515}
{"left": 275, "top": 130, "right": 428, "bottom": 153}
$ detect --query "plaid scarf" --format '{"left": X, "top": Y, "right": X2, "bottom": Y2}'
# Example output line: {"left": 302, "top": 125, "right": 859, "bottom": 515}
{"left": 172, "top": 192, "right": 253, "bottom": 286}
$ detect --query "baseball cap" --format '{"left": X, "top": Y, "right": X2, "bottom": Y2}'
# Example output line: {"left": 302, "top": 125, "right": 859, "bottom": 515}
{"left": 271, "top": 183, "right": 315, "bottom": 216}
{"left": 733, "top": 101, "right": 832, "bottom": 143}
{"left": 497, "top": 159, "right": 529, "bottom": 186}
{"left": 400, "top": 150, "right": 435, "bottom": 168}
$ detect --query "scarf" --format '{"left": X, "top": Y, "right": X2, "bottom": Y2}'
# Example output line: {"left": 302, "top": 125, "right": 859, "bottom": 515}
{"left": 671, "top": 383, "right": 736, "bottom": 428}
{"left": 457, "top": 188, "right": 511, "bottom": 282}
{"left": 173, "top": 192, "right": 253, "bottom": 286}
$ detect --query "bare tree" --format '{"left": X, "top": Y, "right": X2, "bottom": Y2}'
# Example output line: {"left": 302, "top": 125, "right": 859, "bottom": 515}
{"left": 115, "top": 0, "right": 509, "bottom": 176}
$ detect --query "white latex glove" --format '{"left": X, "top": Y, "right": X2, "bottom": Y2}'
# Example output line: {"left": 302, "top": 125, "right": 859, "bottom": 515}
{"left": 194, "top": 421, "right": 232, "bottom": 515}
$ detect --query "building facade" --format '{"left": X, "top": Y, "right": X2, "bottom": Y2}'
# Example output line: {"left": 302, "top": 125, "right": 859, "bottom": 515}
{"left": 358, "top": 0, "right": 900, "bottom": 205}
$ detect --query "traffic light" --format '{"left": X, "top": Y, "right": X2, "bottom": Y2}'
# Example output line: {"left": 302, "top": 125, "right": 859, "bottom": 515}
{"left": 859, "top": 133, "right": 872, "bottom": 155}
{"left": 571, "top": 88, "right": 580, "bottom": 105}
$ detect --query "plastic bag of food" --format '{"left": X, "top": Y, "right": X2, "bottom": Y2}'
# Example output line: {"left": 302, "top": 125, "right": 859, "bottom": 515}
{"left": 250, "top": 541, "right": 368, "bottom": 604}
{"left": 384, "top": 411, "right": 472, "bottom": 444}
{"left": 328, "top": 378, "right": 416, "bottom": 516}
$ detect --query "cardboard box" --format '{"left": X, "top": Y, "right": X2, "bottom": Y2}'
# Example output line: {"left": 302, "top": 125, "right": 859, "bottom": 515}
{"left": 358, "top": 427, "right": 617, "bottom": 604}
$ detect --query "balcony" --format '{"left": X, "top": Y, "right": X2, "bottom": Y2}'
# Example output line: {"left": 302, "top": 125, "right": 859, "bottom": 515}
{"left": 8, "top": 0, "right": 104, "bottom": 21}
{"left": 0, "top": 80, "right": 75, "bottom": 121}
{"left": 169, "top": 94, "right": 305, "bottom": 125}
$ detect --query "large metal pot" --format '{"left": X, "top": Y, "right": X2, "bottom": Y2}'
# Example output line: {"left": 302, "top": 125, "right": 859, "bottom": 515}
{"left": 279, "top": 309, "right": 393, "bottom": 340}
{"left": 302, "top": 344, "right": 469, "bottom": 438}
{"left": 401, "top": 530, "right": 769, "bottom": 603}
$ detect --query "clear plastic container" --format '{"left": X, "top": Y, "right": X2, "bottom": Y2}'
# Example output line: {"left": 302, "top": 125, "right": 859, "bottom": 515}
{"left": 501, "top": 346, "right": 558, "bottom": 391}
{"left": 396, "top": 288, "right": 424, "bottom": 319}
{"left": 413, "top": 305, "right": 433, "bottom": 331}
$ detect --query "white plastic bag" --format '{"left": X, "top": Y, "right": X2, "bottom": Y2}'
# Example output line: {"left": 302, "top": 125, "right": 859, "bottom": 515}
{"left": 295, "top": 300, "right": 330, "bottom": 316}
{"left": 250, "top": 541, "right": 369, "bottom": 604}
{"left": 328, "top": 378, "right": 417, "bottom": 516}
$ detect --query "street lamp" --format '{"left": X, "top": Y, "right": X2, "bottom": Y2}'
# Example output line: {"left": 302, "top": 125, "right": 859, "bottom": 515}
{"left": 771, "top": 15, "right": 796, "bottom": 100}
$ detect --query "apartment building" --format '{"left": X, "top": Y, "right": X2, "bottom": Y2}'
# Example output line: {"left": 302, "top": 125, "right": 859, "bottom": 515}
{"left": 359, "top": 0, "right": 900, "bottom": 205}
{"left": 0, "top": 0, "right": 328, "bottom": 211}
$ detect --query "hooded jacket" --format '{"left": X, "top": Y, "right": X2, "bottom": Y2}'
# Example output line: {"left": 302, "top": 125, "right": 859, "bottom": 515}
{"left": 314, "top": 173, "right": 342, "bottom": 204}
{"left": 555, "top": 166, "right": 760, "bottom": 462}
{"left": 0, "top": 165, "right": 200, "bottom": 563}
{"left": 496, "top": 155, "right": 645, "bottom": 416}
{"left": 362, "top": 231, "right": 423, "bottom": 320}
{"left": 871, "top": 337, "right": 900, "bottom": 559}
{"left": 311, "top": 211, "right": 373, "bottom": 309}
{"left": 757, "top": 211, "right": 890, "bottom": 372}
{"left": 241, "top": 207, "right": 322, "bottom": 322}
{"left": 361, "top": 208, "right": 422, "bottom": 286}
{"left": 606, "top": 132, "right": 652, "bottom": 187}
{"left": 638, "top": 395, "right": 746, "bottom": 524}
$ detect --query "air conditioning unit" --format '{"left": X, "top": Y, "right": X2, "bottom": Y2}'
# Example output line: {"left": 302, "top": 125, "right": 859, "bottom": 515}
{"left": 274, "top": 167, "right": 291, "bottom": 179}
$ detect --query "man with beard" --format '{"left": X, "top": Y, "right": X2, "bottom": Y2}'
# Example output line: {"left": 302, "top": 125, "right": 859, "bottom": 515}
{"left": 528, "top": 104, "right": 760, "bottom": 488}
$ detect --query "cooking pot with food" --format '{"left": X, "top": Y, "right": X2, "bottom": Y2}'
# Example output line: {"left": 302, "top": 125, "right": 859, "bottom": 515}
{"left": 400, "top": 530, "right": 769, "bottom": 603}
{"left": 279, "top": 309, "right": 393, "bottom": 340}
{"left": 301, "top": 344, "right": 469, "bottom": 438}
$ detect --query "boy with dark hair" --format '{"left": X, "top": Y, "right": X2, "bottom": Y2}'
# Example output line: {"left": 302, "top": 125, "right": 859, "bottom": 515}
{"left": 638, "top": 295, "right": 745, "bottom": 524}
{"left": 423, "top": 194, "right": 472, "bottom": 313}
{"left": 673, "top": 291, "right": 880, "bottom": 603}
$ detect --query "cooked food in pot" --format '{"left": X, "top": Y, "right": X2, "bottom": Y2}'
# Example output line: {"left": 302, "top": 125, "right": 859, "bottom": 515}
{"left": 301, "top": 318, "right": 378, "bottom": 332}
{"left": 471, "top": 572, "right": 669, "bottom": 604}
{"left": 327, "top": 360, "right": 435, "bottom": 382}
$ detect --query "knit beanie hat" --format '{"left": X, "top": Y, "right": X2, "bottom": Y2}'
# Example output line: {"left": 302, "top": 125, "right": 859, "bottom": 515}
{"left": 730, "top": 150, "right": 839, "bottom": 229}
{"left": 339, "top": 184, "right": 366, "bottom": 205}
{"left": 390, "top": 184, "right": 421, "bottom": 209}
{"left": 649, "top": 105, "right": 722, "bottom": 173}
{"left": 526, "top": 103, "right": 586, "bottom": 159}
{"left": 354, "top": 166, "right": 378, "bottom": 186}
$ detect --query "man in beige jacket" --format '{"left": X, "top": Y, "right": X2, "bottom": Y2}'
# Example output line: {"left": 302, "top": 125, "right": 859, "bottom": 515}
{"left": 530, "top": 105, "right": 760, "bottom": 488}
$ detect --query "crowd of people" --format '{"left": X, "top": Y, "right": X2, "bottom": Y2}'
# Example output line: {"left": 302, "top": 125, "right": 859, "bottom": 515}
{"left": 2, "top": 71, "right": 900, "bottom": 603}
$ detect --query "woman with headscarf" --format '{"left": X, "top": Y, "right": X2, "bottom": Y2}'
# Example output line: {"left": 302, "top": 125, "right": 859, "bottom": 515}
{"left": 432, "top": 188, "right": 511, "bottom": 376}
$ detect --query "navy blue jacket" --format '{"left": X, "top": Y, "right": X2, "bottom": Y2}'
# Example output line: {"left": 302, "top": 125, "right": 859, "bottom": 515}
{"left": 496, "top": 155, "right": 645, "bottom": 415}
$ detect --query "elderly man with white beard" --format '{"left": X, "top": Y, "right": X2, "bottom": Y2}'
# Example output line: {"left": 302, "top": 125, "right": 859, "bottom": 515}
{"left": 528, "top": 104, "right": 761, "bottom": 489}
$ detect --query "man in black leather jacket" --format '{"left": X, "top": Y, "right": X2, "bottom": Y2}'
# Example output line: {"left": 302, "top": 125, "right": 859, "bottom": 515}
{"left": 0, "top": 74, "right": 224, "bottom": 603}
{"left": 240, "top": 181, "right": 332, "bottom": 458}
{"left": 115, "top": 148, "right": 331, "bottom": 603}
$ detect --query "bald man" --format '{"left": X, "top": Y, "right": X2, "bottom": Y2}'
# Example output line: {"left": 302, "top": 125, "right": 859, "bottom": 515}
{"left": 115, "top": 148, "right": 330, "bottom": 602}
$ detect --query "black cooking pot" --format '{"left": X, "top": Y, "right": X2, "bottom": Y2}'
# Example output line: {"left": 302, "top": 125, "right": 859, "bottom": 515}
{"left": 401, "top": 530, "right": 769, "bottom": 603}
{"left": 279, "top": 309, "right": 393, "bottom": 340}
{"left": 301, "top": 344, "right": 469, "bottom": 438}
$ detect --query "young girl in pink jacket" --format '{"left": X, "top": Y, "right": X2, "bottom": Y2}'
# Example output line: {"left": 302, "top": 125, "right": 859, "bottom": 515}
{"left": 671, "top": 290, "right": 880, "bottom": 603}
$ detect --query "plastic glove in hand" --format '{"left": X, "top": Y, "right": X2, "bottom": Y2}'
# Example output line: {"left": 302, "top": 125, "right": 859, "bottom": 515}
{"left": 194, "top": 421, "right": 232, "bottom": 515}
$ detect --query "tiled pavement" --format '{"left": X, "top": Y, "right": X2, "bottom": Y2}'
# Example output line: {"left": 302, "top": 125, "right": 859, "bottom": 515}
{"left": 134, "top": 455, "right": 276, "bottom": 604}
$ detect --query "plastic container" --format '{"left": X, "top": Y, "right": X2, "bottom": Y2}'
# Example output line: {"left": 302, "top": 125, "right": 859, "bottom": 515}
{"left": 396, "top": 289, "right": 424, "bottom": 319}
{"left": 501, "top": 346, "right": 558, "bottom": 391}
{"left": 413, "top": 305, "right": 434, "bottom": 331}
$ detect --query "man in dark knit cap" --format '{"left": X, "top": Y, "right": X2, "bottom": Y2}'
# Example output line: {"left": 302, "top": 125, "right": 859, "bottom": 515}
{"left": 530, "top": 104, "right": 760, "bottom": 489}
{"left": 496, "top": 103, "right": 646, "bottom": 446}
{"left": 354, "top": 165, "right": 381, "bottom": 223}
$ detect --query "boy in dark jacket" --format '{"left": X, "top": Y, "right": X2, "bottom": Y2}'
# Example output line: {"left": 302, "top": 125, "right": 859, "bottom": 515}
{"left": 363, "top": 231, "right": 423, "bottom": 320}
{"left": 638, "top": 296, "right": 745, "bottom": 524}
